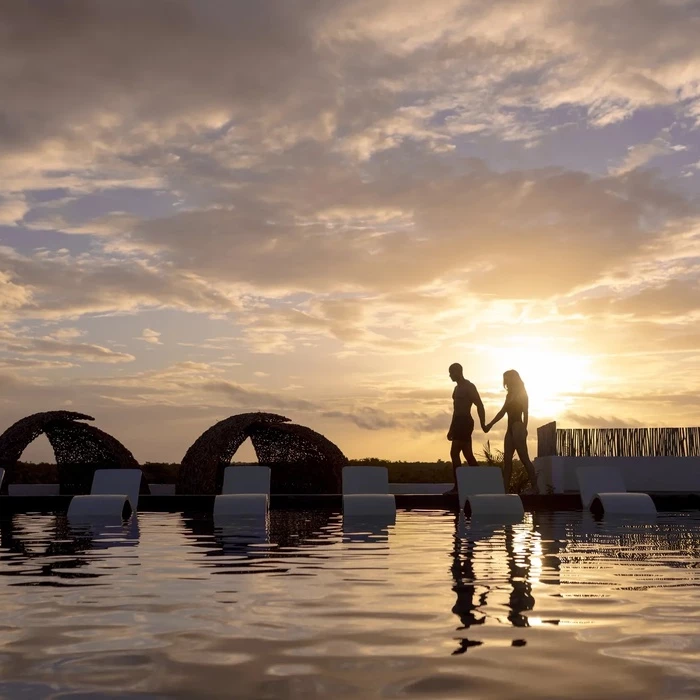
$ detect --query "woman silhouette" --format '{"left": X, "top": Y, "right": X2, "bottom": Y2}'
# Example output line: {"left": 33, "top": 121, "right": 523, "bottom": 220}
{"left": 484, "top": 370, "right": 539, "bottom": 494}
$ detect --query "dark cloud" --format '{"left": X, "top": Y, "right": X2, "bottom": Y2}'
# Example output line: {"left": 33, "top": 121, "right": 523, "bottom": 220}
{"left": 322, "top": 408, "right": 401, "bottom": 430}
{"left": 322, "top": 407, "right": 451, "bottom": 432}
{"left": 0, "top": 247, "right": 239, "bottom": 320}
{"left": 201, "top": 379, "right": 317, "bottom": 412}
{"left": 0, "top": 1, "right": 332, "bottom": 150}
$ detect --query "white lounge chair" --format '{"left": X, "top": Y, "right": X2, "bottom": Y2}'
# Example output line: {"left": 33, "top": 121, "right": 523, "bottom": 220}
{"left": 457, "top": 466, "right": 524, "bottom": 521}
{"left": 67, "top": 468, "right": 144, "bottom": 521}
{"left": 576, "top": 466, "right": 657, "bottom": 517}
{"left": 342, "top": 466, "right": 396, "bottom": 538}
{"left": 342, "top": 466, "right": 396, "bottom": 517}
{"left": 213, "top": 466, "right": 270, "bottom": 517}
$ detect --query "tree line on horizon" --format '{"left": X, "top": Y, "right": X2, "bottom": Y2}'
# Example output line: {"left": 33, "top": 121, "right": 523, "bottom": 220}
{"left": 9, "top": 441, "right": 529, "bottom": 491}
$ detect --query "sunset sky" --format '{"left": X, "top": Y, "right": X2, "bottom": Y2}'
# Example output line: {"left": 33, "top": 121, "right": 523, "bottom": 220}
{"left": 1, "top": 1, "right": 700, "bottom": 464}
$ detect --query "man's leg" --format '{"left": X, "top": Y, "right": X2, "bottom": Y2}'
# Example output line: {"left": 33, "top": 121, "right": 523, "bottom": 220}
{"left": 461, "top": 436, "right": 478, "bottom": 467}
{"left": 447, "top": 441, "right": 462, "bottom": 494}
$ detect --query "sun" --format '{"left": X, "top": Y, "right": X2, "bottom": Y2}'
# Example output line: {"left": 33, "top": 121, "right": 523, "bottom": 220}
{"left": 490, "top": 338, "right": 592, "bottom": 417}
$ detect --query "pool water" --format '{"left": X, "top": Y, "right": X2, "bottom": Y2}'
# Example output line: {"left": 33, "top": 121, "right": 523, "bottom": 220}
{"left": 1, "top": 510, "right": 700, "bottom": 699}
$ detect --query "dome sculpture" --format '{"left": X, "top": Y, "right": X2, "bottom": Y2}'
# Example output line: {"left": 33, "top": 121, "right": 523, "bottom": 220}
{"left": 177, "top": 412, "right": 347, "bottom": 495}
{"left": 0, "top": 411, "right": 143, "bottom": 495}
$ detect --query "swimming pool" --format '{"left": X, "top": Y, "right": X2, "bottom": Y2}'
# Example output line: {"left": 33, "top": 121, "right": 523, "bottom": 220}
{"left": 1, "top": 510, "right": 699, "bottom": 699}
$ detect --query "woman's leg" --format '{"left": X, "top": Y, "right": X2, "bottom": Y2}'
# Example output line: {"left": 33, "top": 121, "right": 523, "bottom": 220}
{"left": 512, "top": 423, "right": 539, "bottom": 493}
{"left": 503, "top": 429, "right": 515, "bottom": 492}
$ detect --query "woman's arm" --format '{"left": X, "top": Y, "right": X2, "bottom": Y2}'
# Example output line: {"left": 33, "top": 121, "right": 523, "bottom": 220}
{"left": 485, "top": 400, "right": 508, "bottom": 432}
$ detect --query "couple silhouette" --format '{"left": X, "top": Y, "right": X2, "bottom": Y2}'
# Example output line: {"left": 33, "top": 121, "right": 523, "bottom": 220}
{"left": 445, "top": 363, "right": 539, "bottom": 495}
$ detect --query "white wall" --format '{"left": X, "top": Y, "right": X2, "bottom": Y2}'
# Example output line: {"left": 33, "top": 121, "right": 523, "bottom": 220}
{"left": 535, "top": 456, "right": 700, "bottom": 494}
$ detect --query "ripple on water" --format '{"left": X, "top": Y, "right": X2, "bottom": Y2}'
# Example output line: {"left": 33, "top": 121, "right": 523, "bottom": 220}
{"left": 0, "top": 510, "right": 699, "bottom": 698}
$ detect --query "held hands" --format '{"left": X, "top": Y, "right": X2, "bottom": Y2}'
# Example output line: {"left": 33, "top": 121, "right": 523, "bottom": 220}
{"left": 482, "top": 421, "right": 492, "bottom": 434}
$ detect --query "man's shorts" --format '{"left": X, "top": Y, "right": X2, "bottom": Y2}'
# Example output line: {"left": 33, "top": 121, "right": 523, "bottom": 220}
{"left": 451, "top": 418, "right": 474, "bottom": 442}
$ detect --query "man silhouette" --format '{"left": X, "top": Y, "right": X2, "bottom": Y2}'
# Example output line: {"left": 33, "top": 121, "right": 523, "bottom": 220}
{"left": 445, "top": 363, "right": 486, "bottom": 495}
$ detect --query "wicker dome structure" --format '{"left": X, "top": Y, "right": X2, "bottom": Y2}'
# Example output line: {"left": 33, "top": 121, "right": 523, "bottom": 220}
{"left": 177, "top": 412, "right": 348, "bottom": 495}
{"left": 0, "top": 411, "right": 142, "bottom": 495}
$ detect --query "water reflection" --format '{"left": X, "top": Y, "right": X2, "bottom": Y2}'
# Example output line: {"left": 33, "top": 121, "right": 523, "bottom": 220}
{"left": 213, "top": 514, "right": 270, "bottom": 552}
{"left": 450, "top": 523, "right": 485, "bottom": 655}
{"left": 451, "top": 513, "right": 567, "bottom": 652}
{"left": 504, "top": 524, "right": 536, "bottom": 627}
{"left": 67, "top": 514, "right": 141, "bottom": 551}
{"left": 450, "top": 510, "right": 700, "bottom": 655}
{"left": 0, "top": 513, "right": 139, "bottom": 584}
{"left": 0, "top": 510, "right": 699, "bottom": 698}
{"left": 342, "top": 513, "right": 395, "bottom": 543}
{"left": 181, "top": 509, "right": 335, "bottom": 569}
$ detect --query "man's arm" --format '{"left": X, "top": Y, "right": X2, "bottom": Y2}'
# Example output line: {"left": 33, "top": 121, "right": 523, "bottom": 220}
{"left": 471, "top": 385, "right": 486, "bottom": 431}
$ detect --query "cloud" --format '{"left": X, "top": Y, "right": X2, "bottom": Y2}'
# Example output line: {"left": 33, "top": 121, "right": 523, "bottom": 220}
{"left": 48, "top": 327, "right": 86, "bottom": 341}
{"left": 138, "top": 328, "right": 162, "bottom": 345}
{"left": 94, "top": 161, "right": 689, "bottom": 307}
{"left": 2, "top": 1, "right": 700, "bottom": 461}
{"left": 560, "top": 412, "right": 646, "bottom": 429}
{"left": 2, "top": 0, "right": 700, "bottom": 199}
{"left": 610, "top": 132, "right": 685, "bottom": 175}
{"left": 0, "top": 195, "right": 28, "bottom": 225}
{"left": 0, "top": 333, "right": 134, "bottom": 364}
{"left": 201, "top": 379, "right": 317, "bottom": 412}
{"left": 574, "top": 279, "right": 700, "bottom": 321}
{"left": 322, "top": 406, "right": 451, "bottom": 432}
{"left": 0, "top": 358, "right": 75, "bottom": 370}
{"left": 0, "top": 246, "right": 240, "bottom": 322}
{"left": 322, "top": 407, "right": 401, "bottom": 430}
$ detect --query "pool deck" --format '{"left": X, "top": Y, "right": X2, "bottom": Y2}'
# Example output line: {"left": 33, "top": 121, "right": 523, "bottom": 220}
{"left": 1, "top": 492, "right": 699, "bottom": 515}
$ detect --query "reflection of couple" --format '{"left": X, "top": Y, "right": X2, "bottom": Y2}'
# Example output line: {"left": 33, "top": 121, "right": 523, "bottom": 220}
{"left": 451, "top": 516, "right": 542, "bottom": 654}
{"left": 445, "top": 363, "right": 539, "bottom": 495}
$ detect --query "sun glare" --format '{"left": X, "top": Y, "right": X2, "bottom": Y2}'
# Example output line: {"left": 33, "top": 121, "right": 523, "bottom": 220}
{"left": 490, "top": 339, "right": 593, "bottom": 417}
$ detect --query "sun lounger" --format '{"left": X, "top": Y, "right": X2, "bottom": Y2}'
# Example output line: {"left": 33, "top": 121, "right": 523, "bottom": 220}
{"left": 456, "top": 466, "right": 524, "bottom": 521}
{"left": 342, "top": 466, "right": 396, "bottom": 538}
{"left": 67, "top": 468, "right": 144, "bottom": 521}
{"left": 576, "top": 466, "right": 656, "bottom": 517}
{"left": 342, "top": 466, "right": 396, "bottom": 516}
{"left": 213, "top": 466, "right": 270, "bottom": 517}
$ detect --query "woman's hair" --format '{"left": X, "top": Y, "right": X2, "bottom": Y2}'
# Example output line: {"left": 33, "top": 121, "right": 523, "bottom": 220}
{"left": 503, "top": 369, "right": 526, "bottom": 394}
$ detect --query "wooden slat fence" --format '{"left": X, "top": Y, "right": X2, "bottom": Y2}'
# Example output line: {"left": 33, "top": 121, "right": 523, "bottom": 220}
{"left": 537, "top": 422, "right": 700, "bottom": 458}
